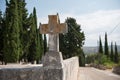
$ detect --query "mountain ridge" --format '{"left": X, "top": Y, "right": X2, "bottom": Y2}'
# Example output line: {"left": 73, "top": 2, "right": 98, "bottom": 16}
{"left": 83, "top": 45, "right": 120, "bottom": 54}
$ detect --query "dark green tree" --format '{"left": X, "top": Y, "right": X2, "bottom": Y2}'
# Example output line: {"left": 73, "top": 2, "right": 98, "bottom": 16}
{"left": 114, "top": 42, "right": 119, "bottom": 63}
{"left": 59, "top": 17, "right": 85, "bottom": 59}
{"left": 110, "top": 42, "right": 114, "bottom": 61}
{"left": 0, "top": 10, "right": 4, "bottom": 64}
{"left": 37, "top": 26, "right": 44, "bottom": 63}
{"left": 3, "top": 0, "right": 20, "bottom": 63}
{"left": 33, "top": 7, "right": 38, "bottom": 62}
{"left": 77, "top": 49, "right": 85, "bottom": 66}
{"left": 44, "top": 34, "right": 47, "bottom": 55}
{"left": 33, "top": 7, "right": 43, "bottom": 63}
{"left": 104, "top": 32, "right": 109, "bottom": 57}
{"left": 27, "top": 13, "right": 36, "bottom": 63}
{"left": 28, "top": 7, "right": 41, "bottom": 63}
{"left": 98, "top": 36, "right": 103, "bottom": 54}
{"left": 17, "top": 0, "right": 30, "bottom": 61}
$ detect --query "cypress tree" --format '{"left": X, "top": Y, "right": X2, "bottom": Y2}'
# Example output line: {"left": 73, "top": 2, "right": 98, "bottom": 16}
{"left": 4, "top": 0, "right": 20, "bottom": 63}
{"left": 17, "top": 0, "right": 30, "bottom": 61}
{"left": 44, "top": 34, "right": 47, "bottom": 55}
{"left": 98, "top": 36, "right": 103, "bottom": 54}
{"left": 110, "top": 42, "right": 114, "bottom": 61}
{"left": 39, "top": 30, "right": 44, "bottom": 59}
{"left": 17, "top": 0, "right": 24, "bottom": 61}
{"left": 33, "top": 7, "right": 43, "bottom": 63}
{"left": 104, "top": 32, "right": 109, "bottom": 57}
{"left": 28, "top": 8, "right": 38, "bottom": 63}
{"left": 27, "top": 13, "right": 36, "bottom": 63}
{"left": 114, "top": 42, "right": 119, "bottom": 63}
{"left": 0, "top": 10, "right": 4, "bottom": 63}
{"left": 36, "top": 26, "right": 43, "bottom": 63}
{"left": 3, "top": 0, "right": 9, "bottom": 64}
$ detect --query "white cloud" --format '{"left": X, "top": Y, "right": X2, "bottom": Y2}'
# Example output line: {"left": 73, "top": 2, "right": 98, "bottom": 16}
{"left": 38, "top": 10, "right": 120, "bottom": 46}
{"left": 77, "top": 10, "right": 120, "bottom": 46}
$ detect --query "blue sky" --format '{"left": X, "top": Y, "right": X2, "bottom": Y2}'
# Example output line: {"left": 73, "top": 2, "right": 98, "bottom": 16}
{"left": 0, "top": 0, "right": 120, "bottom": 46}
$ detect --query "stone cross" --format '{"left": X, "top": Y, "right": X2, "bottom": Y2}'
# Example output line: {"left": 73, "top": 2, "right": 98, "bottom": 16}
{"left": 40, "top": 14, "right": 67, "bottom": 52}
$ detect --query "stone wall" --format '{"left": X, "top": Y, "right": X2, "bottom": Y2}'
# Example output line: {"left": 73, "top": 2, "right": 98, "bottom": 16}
{"left": 0, "top": 57, "right": 79, "bottom": 80}
{"left": 0, "top": 65, "right": 43, "bottom": 80}
{"left": 63, "top": 57, "right": 79, "bottom": 80}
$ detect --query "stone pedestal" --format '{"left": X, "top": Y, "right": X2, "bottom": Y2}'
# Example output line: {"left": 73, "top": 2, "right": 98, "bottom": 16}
{"left": 43, "top": 51, "right": 63, "bottom": 80}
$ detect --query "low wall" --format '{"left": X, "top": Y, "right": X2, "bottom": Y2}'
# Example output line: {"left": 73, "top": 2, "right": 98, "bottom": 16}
{"left": 113, "top": 66, "right": 120, "bottom": 75}
{"left": 0, "top": 57, "right": 79, "bottom": 80}
{"left": 0, "top": 65, "right": 43, "bottom": 80}
{"left": 63, "top": 57, "right": 79, "bottom": 80}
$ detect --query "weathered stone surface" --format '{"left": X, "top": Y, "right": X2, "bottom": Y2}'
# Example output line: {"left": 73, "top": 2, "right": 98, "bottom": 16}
{"left": 0, "top": 66, "right": 43, "bottom": 80}
{"left": 43, "top": 57, "right": 79, "bottom": 80}
{"left": 43, "top": 51, "right": 64, "bottom": 80}
{"left": 43, "top": 51, "right": 63, "bottom": 68}
{"left": 40, "top": 14, "right": 67, "bottom": 34}
{"left": 63, "top": 57, "right": 79, "bottom": 80}
{"left": 41, "top": 14, "right": 66, "bottom": 80}
{"left": 40, "top": 14, "right": 67, "bottom": 52}
{"left": 48, "top": 34, "right": 59, "bottom": 51}
{"left": 44, "top": 68, "right": 63, "bottom": 80}
{"left": 0, "top": 57, "right": 79, "bottom": 80}
{"left": 113, "top": 66, "right": 120, "bottom": 75}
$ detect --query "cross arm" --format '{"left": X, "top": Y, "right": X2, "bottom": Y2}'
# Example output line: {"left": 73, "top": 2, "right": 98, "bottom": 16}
{"left": 56, "top": 23, "right": 68, "bottom": 33}
{"left": 40, "top": 24, "right": 49, "bottom": 34}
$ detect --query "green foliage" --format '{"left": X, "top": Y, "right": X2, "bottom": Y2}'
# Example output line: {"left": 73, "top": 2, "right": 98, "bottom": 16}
{"left": 17, "top": 0, "right": 30, "bottom": 61}
{"left": 1, "top": 0, "right": 44, "bottom": 64}
{"left": 117, "top": 62, "right": 120, "bottom": 67}
{"left": 98, "top": 36, "right": 103, "bottom": 54}
{"left": 3, "top": 0, "right": 20, "bottom": 63}
{"left": 86, "top": 53, "right": 116, "bottom": 69}
{"left": 59, "top": 17, "right": 85, "bottom": 67}
{"left": 35, "top": 12, "right": 43, "bottom": 63}
{"left": 27, "top": 11, "right": 37, "bottom": 63}
{"left": 38, "top": 27, "right": 44, "bottom": 62}
{"left": 77, "top": 49, "right": 85, "bottom": 66}
{"left": 0, "top": 10, "right": 4, "bottom": 63}
{"left": 97, "top": 54, "right": 111, "bottom": 65}
{"left": 104, "top": 32, "right": 109, "bottom": 57}
{"left": 114, "top": 42, "right": 119, "bottom": 63}
{"left": 103, "top": 62, "right": 114, "bottom": 69}
{"left": 59, "top": 17, "right": 85, "bottom": 59}
{"left": 85, "top": 54, "right": 95, "bottom": 64}
{"left": 44, "top": 34, "right": 47, "bottom": 55}
{"left": 28, "top": 8, "right": 43, "bottom": 63}
{"left": 110, "top": 42, "right": 114, "bottom": 61}
{"left": 100, "top": 55, "right": 114, "bottom": 69}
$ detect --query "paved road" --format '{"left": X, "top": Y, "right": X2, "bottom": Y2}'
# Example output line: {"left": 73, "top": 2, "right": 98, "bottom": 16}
{"left": 78, "top": 67, "right": 120, "bottom": 80}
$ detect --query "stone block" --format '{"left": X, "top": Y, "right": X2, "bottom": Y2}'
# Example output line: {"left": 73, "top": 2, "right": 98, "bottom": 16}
{"left": 43, "top": 51, "right": 64, "bottom": 80}
{"left": 63, "top": 57, "right": 79, "bottom": 80}
{"left": 43, "top": 68, "right": 63, "bottom": 80}
{"left": 43, "top": 51, "right": 63, "bottom": 68}
{"left": 0, "top": 66, "right": 43, "bottom": 80}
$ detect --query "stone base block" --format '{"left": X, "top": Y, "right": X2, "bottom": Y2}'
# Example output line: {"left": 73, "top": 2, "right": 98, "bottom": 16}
{"left": 43, "top": 51, "right": 63, "bottom": 68}
{"left": 43, "top": 68, "right": 63, "bottom": 80}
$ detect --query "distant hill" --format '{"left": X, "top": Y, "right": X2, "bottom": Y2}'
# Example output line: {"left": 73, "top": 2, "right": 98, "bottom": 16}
{"left": 83, "top": 46, "right": 98, "bottom": 54}
{"left": 83, "top": 45, "right": 120, "bottom": 54}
